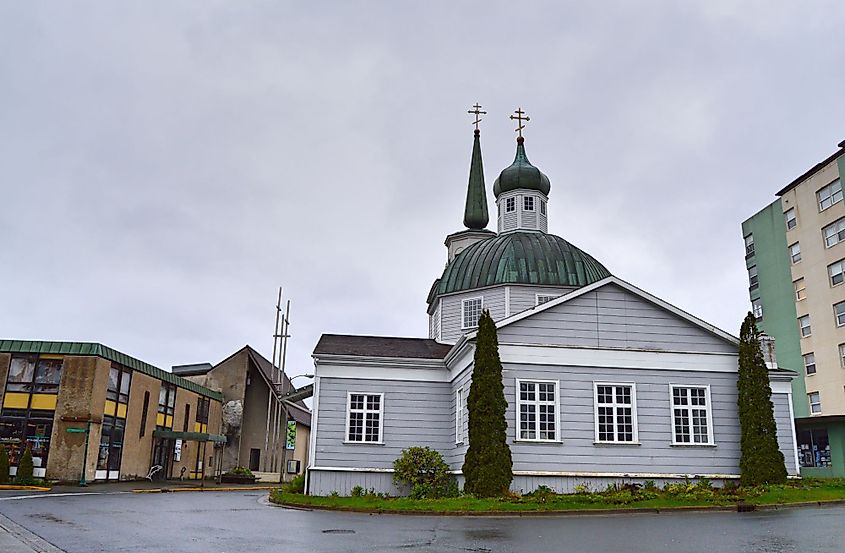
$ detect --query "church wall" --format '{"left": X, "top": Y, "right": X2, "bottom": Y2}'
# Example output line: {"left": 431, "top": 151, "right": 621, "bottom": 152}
{"left": 502, "top": 362, "right": 743, "bottom": 475}
{"left": 312, "top": 377, "right": 452, "bottom": 470}
{"left": 508, "top": 285, "right": 576, "bottom": 316}
{"left": 445, "top": 367, "right": 473, "bottom": 469}
{"left": 773, "top": 392, "right": 798, "bottom": 475}
{"left": 440, "top": 288, "right": 507, "bottom": 342}
{"left": 497, "top": 283, "right": 737, "bottom": 354}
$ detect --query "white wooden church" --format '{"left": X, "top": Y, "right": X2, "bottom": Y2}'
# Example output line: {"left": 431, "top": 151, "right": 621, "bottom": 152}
{"left": 306, "top": 110, "right": 798, "bottom": 496}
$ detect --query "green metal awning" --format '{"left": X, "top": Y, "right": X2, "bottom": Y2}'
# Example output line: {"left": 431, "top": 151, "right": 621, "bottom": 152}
{"left": 153, "top": 429, "right": 227, "bottom": 443}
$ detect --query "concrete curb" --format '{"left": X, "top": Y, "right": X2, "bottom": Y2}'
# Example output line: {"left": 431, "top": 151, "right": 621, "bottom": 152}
{"left": 131, "top": 486, "right": 277, "bottom": 493}
{"left": 0, "top": 513, "right": 63, "bottom": 552}
{"left": 269, "top": 498, "right": 845, "bottom": 517}
{"left": 0, "top": 485, "right": 51, "bottom": 492}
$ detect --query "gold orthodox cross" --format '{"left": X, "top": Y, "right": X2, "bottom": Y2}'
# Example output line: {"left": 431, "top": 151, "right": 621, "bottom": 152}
{"left": 468, "top": 103, "right": 486, "bottom": 130}
{"left": 510, "top": 107, "right": 530, "bottom": 138}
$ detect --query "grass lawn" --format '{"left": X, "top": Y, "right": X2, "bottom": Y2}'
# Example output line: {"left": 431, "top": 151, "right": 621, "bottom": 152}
{"left": 270, "top": 479, "right": 845, "bottom": 513}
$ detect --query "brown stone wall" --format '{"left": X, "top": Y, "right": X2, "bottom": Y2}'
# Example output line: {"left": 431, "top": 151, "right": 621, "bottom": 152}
{"left": 0, "top": 353, "right": 11, "bottom": 408}
{"left": 119, "top": 371, "right": 160, "bottom": 479}
{"left": 205, "top": 350, "right": 249, "bottom": 469}
{"left": 47, "top": 356, "right": 110, "bottom": 482}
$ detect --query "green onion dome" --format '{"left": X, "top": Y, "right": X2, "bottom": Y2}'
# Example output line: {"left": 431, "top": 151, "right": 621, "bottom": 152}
{"left": 431, "top": 231, "right": 611, "bottom": 298}
{"left": 493, "top": 137, "right": 551, "bottom": 198}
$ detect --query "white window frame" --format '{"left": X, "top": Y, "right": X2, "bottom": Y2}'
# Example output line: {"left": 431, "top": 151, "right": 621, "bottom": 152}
{"left": 817, "top": 178, "right": 842, "bottom": 211}
{"left": 540, "top": 200, "right": 546, "bottom": 216}
{"left": 803, "top": 352, "right": 816, "bottom": 375}
{"left": 823, "top": 217, "right": 845, "bottom": 248}
{"left": 505, "top": 197, "right": 516, "bottom": 213}
{"left": 785, "top": 208, "right": 797, "bottom": 230}
{"left": 744, "top": 234, "right": 754, "bottom": 256}
{"left": 535, "top": 294, "right": 559, "bottom": 306}
{"left": 839, "top": 343, "right": 845, "bottom": 368}
{"left": 789, "top": 242, "right": 801, "bottom": 264}
{"left": 593, "top": 382, "right": 639, "bottom": 444}
{"left": 523, "top": 196, "right": 535, "bottom": 212}
{"left": 461, "top": 296, "right": 483, "bottom": 330}
{"left": 799, "top": 314, "right": 812, "bottom": 337}
{"left": 752, "top": 298, "right": 763, "bottom": 320}
{"left": 808, "top": 391, "right": 822, "bottom": 415}
{"left": 515, "top": 378, "right": 560, "bottom": 442}
{"left": 344, "top": 392, "right": 384, "bottom": 444}
{"left": 835, "top": 302, "right": 845, "bottom": 327}
{"left": 669, "top": 384, "right": 715, "bottom": 446}
{"left": 455, "top": 387, "right": 465, "bottom": 444}
{"left": 829, "top": 260, "right": 845, "bottom": 287}
{"left": 794, "top": 278, "right": 806, "bottom": 301}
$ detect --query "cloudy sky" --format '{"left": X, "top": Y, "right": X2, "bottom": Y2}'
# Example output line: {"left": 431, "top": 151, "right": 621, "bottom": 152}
{"left": 2, "top": 1, "right": 843, "bottom": 379}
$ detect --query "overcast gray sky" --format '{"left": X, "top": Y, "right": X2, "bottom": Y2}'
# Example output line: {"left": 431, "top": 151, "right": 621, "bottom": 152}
{"left": 1, "top": 1, "right": 843, "bottom": 378}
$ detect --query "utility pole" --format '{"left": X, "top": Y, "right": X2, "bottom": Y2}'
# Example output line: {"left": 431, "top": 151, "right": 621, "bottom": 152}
{"left": 263, "top": 288, "right": 291, "bottom": 478}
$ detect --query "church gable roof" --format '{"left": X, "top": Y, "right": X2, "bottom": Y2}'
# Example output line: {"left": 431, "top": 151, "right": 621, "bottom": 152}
{"left": 313, "top": 334, "right": 452, "bottom": 360}
{"left": 490, "top": 277, "right": 738, "bottom": 354}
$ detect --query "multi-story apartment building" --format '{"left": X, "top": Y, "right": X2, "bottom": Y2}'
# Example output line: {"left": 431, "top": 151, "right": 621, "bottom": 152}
{"left": 742, "top": 140, "right": 845, "bottom": 477}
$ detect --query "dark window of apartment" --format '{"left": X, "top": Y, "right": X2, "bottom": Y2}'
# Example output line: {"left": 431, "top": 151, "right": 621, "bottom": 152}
{"left": 140, "top": 391, "right": 150, "bottom": 438}
{"left": 183, "top": 404, "right": 190, "bottom": 432}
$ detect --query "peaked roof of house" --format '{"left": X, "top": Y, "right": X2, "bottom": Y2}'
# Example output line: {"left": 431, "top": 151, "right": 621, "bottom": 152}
{"left": 0, "top": 340, "right": 223, "bottom": 401}
{"left": 313, "top": 334, "right": 452, "bottom": 359}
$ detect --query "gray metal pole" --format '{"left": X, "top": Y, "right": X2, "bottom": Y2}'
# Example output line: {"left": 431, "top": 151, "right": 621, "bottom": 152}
{"left": 263, "top": 287, "right": 282, "bottom": 472}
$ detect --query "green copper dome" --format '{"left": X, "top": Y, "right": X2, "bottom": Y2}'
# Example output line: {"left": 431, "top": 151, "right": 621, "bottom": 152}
{"left": 432, "top": 231, "right": 611, "bottom": 298}
{"left": 493, "top": 137, "right": 551, "bottom": 198}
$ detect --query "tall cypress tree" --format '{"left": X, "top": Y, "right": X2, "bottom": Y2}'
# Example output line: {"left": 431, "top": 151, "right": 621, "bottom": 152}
{"left": 462, "top": 310, "right": 513, "bottom": 497}
{"left": 738, "top": 312, "right": 787, "bottom": 486}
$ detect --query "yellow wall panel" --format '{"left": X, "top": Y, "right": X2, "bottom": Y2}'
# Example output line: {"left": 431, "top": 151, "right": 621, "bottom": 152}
{"left": 165, "top": 415, "right": 173, "bottom": 428}
{"left": 104, "top": 400, "right": 116, "bottom": 417}
{"left": 156, "top": 413, "right": 165, "bottom": 427}
{"left": 39, "top": 354, "right": 63, "bottom": 360}
{"left": 193, "top": 422, "right": 201, "bottom": 433}
{"left": 116, "top": 403, "right": 127, "bottom": 419}
{"left": 30, "top": 394, "right": 57, "bottom": 411}
{"left": 3, "top": 392, "right": 29, "bottom": 409}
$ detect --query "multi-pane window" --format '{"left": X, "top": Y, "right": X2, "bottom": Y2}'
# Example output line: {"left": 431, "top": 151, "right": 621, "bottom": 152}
{"left": 817, "top": 179, "right": 842, "bottom": 211}
{"left": 790, "top": 242, "right": 801, "bottom": 263}
{"left": 540, "top": 200, "right": 546, "bottom": 216}
{"left": 803, "top": 353, "right": 816, "bottom": 375}
{"left": 505, "top": 197, "right": 516, "bottom": 212}
{"left": 671, "top": 386, "right": 712, "bottom": 444}
{"left": 785, "top": 208, "right": 797, "bottom": 230}
{"left": 594, "top": 384, "right": 637, "bottom": 443}
{"left": 346, "top": 393, "right": 382, "bottom": 443}
{"left": 808, "top": 392, "right": 822, "bottom": 415}
{"left": 747, "top": 265, "right": 758, "bottom": 289}
{"left": 100, "top": 365, "right": 131, "bottom": 479}
{"left": 839, "top": 344, "right": 845, "bottom": 368}
{"left": 536, "top": 294, "right": 559, "bottom": 306}
{"left": 799, "top": 315, "right": 812, "bottom": 337}
{"left": 517, "top": 380, "right": 558, "bottom": 441}
{"left": 744, "top": 234, "right": 755, "bottom": 256}
{"left": 523, "top": 196, "right": 535, "bottom": 211}
{"left": 829, "top": 260, "right": 845, "bottom": 286}
{"left": 195, "top": 397, "right": 210, "bottom": 433}
{"left": 455, "top": 388, "right": 465, "bottom": 444}
{"left": 797, "top": 428, "right": 832, "bottom": 468}
{"left": 752, "top": 298, "right": 763, "bottom": 320}
{"left": 823, "top": 217, "right": 845, "bottom": 248}
{"left": 794, "top": 278, "right": 806, "bottom": 301}
{"left": 462, "top": 297, "right": 483, "bottom": 329}
{"left": 835, "top": 302, "right": 845, "bottom": 327}
{"left": 157, "top": 383, "right": 176, "bottom": 429}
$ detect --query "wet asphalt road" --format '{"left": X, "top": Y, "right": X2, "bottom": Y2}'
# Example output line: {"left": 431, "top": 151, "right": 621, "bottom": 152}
{"left": 0, "top": 490, "right": 843, "bottom": 553}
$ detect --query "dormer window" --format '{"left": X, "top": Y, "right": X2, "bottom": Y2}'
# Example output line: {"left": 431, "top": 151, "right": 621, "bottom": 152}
{"left": 462, "top": 297, "right": 483, "bottom": 329}
{"left": 505, "top": 197, "right": 516, "bottom": 213}
{"left": 540, "top": 200, "right": 546, "bottom": 216}
{"left": 524, "top": 196, "right": 535, "bottom": 211}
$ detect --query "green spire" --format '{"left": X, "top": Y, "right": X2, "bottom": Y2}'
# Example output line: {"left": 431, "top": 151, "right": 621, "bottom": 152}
{"left": 463, "top": 129, "right": 489, "bottom": 230}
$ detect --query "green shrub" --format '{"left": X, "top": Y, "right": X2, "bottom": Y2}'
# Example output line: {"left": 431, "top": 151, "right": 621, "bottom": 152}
{"left": 351, "top": 485, "right": 364, "bottom": 497}
{"left": 226, "top": 466, "right": 253, "bottom": 477}
{"left": 16, "top": 446, "right": 34, "bottom": 485}
{"left": 286, "top": 473, "right": 305, "bottom": 494}
{"left": 0, "top": 447, "right": 9, "bottom": 485}
{"left": 393, "top": 446, "right": 455, "bottom": 499}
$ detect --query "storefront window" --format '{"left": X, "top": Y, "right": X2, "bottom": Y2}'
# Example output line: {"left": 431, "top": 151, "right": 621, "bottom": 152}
{"left": 797, "top": 428, "right": 832, "bottom": 468}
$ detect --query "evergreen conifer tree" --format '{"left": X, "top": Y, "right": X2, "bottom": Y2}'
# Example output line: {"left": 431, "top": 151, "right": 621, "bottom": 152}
{"left": 462, "top": 310, "right": 513, "bottom": 497}
{"left": 0, "top": 447, "right": 9, "bottom": 485}
{"left": 16, "top": 445, "right": 34, "bottom": 485}
{"left": 738, "top": 312, "right": 787, "bottom": 486}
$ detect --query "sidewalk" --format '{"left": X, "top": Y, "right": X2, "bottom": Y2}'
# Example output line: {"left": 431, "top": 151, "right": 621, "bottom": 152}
{"left": 0, "top": 513, "right": 62, "bottom": 553}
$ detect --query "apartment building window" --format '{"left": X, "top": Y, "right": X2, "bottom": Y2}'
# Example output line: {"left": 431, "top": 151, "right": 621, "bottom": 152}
{"left": 817, "top": 178, "right": 843, "bottom": 211}
{"left": 157, "top": 383, "right": 176, "bottom": 429}
{"left": 789, "top": 242, "right": 801, "bottom": 263}
{"left": 798, "top": 315, "right": 811, "bottom": 337}
{"left": 517, "top": 380, "right": 559, "bottom": 441}
{"left": 830, "top": 260, "right": 845, "bottom": 286}
{"left": 840, "top": 344, "right": 845, "bottom": 368}
{"left": 744, "top": 234, "right": 755, "bottom": 256}
{"left": 803, "top": 353, "right": 816, "bottom": 375}
{"left": 670, "top": 386, "right": 713, "bottom": 445}
{"left": 823, "top": 217, "right": 845, "bottom": 248}
{"left": 808, "top": 392, "right": 822, "bottom": 415}
{"left": 462, "top": 297, "right": 483, "bottom": 329}
{"left": 794, "top": 278, "right": 806, "bottom": 301}
{"left": 346, "top": 393, "right": 383, "bottom": 443}
{"left": 747, "top": 265, "right": 758, "bottom": 289}
{"left": 835, "top": 302, "right": 845, "bottom": 326}
{"left": 785, "top": 208, "right": 797, "bottom": 230}
{"left": 752, "top": 298, "right": 763, "bottom": 320}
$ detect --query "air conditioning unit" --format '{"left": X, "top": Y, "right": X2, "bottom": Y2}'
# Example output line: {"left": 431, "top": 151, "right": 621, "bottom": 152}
{"left": 286, "top": 459, "right": 301, "bottom": 474}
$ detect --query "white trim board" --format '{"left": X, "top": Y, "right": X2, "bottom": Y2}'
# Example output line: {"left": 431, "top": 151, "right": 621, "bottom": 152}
{"left": 308, "top": 466, "right": 741, "bottom": 479}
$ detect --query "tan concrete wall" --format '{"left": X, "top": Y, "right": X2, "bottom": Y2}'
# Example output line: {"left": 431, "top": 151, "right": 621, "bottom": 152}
{"left": 169, "top": 387, "right": 200, "bottom": 479}
{"left": 47, "top": 356, "right": 110, "bottom": 482}
{"left": 119, "top": 371, "right": 160, "bottom": 479}
{"left": 783, "top": 157, "right": 845, "bottom": 416}
{"left": 240, "top": 362, "right": 271, "bottom": 471}
{"left": 204, "top": 350, "right": 249, "bottom": 470}
{"left": 0, "top": 353, "right": 10, "bottom": 408}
